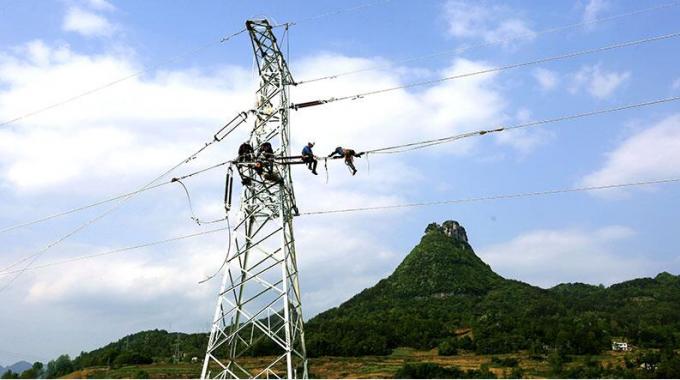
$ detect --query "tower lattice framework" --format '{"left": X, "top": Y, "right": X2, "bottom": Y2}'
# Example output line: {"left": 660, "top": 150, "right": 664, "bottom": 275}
{"left": 201, "top": 19, "right": 307, "bottom": 379}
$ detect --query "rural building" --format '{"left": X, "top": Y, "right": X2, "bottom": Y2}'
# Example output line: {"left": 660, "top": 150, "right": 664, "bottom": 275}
{"left": 612, "top": 341, "right": 630, "bottom": 351}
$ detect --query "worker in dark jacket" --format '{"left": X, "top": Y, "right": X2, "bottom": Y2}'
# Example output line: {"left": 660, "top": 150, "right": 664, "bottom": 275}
{"left": 328, "top": 146, "right": 364, "bottom": 175}
{"left": 301, "top": 142, "right": 318, "bottom": 175}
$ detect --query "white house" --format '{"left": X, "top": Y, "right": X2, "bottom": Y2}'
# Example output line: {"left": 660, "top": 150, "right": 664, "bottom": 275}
{"left": 612, "top": 341, "right": 630, "bottom": 351}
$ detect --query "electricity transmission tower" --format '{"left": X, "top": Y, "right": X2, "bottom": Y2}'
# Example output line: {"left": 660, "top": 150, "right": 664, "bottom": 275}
{"left": 201, "top": 19, "right": 307, "bottom": 379}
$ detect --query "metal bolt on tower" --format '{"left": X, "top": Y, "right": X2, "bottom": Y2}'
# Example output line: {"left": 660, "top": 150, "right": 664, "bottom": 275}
{"left": 201, "top": 19, "right": 307, "bottom": 379}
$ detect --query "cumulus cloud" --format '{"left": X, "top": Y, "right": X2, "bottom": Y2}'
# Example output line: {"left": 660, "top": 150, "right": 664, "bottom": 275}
{"left": 290, "top": 54, "right": 507, "bottom": 157}
{"left": 583, "top": 0, "right": 609, "bottom": 25}
{"left": 444, "top": 1, "right": 536, "bottom": 46}
{"left": 493, "top": 108, "right": 553, "bottom": 154}
{"left": 569, "top": 64, "right": 630, "bottom": 99}
{"left": 533, "top": 68, "right": 559, "bottom": 91}
{"left": 62, "top": 6, "right": 116, "bottom": 37}
{"left": 0, "top": 41, "right": 254, "bottom": 193}
{"left": 580, "top": 114, "right": 680, "bottom": 192}
{"left": 84, "top": 0, "right": 115, "bottom": 12}
{"left": 0, "top": 34, "right": 523, "bottom": 360}
{"left": 478, "top": 225, "right": 658, "bottom": 288}
{"left": 0, "top": 40, "right": 519, "bottom": 195}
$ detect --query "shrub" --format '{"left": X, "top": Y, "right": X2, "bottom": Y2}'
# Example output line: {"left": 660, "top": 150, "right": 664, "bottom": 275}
{"left": 394, "top": 363, "right": 464, "bottom": 379}
{"left": 438, "top": 338, "right": 458, "bottom": 356}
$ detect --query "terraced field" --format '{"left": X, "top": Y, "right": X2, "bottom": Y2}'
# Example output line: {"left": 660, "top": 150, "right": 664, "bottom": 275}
{"left": 63, "top": 349, "right": 629, "bottom": 378}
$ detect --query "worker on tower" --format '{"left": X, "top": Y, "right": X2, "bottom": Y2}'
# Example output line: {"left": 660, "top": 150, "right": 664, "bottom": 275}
{"left": 301, "top": 142, "right": 318, "bottom": 175}
{"left": 236, "top": 142, "right": 255, "bottom": 185}
{"left": 328, "top": 146, "right": 364, "bottom": 175}
{"left": 252, "top": 141, "right": 283, "bottom": 183}
{"left": 238, "top": 142, "right": 254, "bottom": 162}
{"left": 259, "top": 142, "right": 275, "bottom": 161}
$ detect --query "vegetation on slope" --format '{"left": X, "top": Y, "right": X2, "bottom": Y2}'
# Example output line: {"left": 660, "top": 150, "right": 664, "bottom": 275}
{"left": 305, "top": 221, "right": 680, "bottom": 358}
{"left": 38, "top": 220, "right": 680, "bottom": 378}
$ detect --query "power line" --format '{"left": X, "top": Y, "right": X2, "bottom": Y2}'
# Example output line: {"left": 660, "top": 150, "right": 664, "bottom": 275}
{"left": 0, "top": 143, "right": 213, "bottom": 290}
{"left": 0, "top": 111, "right": 249, "bottom": 292}
{"left": 0, "top": 182, "right": 167, "bottom": 235}
{"left": 300, "top": 177, "right": 680, "bottom": 216}
{"left": 295, "top": 1, "right": 680, "bottom": 85}
{"left": 3, "top": 176, "right": 678, "bottom": 275}
{"left": 0, "top": 159, "right": 234, "bottom": 235}
{"left": 291, "top": 31, "right": 680, "bottom": 108}
{"left": 0, "top": 29, "right": 247, "bottom": 129}
{"left": 0, "top": 226, "right": 228, "bottom": 277}
{"left": 364, "top": 95, "right": 680, "bottom": 154}
{"left": 3, "top": 95, "right": 678, "bottom": 234}
{"left": 0, "top": 0, "right": 396, "bottom": 129}
{"left": 274, "top": 0, "right": 395, "bottom": 28}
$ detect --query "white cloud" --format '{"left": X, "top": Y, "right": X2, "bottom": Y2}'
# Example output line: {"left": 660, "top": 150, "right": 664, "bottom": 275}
{"left": 672, "top": 78, "right": 680, "bottom": 91}
{"left": 478, "top": 225, "right": 657, "bottom": 288}
{"left": 62, "top": 6, "right": 116, "bottom": 37}
{"left": 84, "top": 0, "right": 115, "bottom": 12}
{"left": 24, "top": 237, "right": 221, "bottom": 304}
{"left": 0, "top": 45, "right": 513, "bottom": 194}
{"left": 290, "top": 53, "right": 509, "bottom": 161}
{"left": 580, "top": 114, "right": 680, "bottom": 191}
{"left": 570, "top": 64, "right": 630, "bottom": 99}
{"left": 533, "top": 68, "right": 559, "bottom": 91}
{"left": 583, "top": 0, "right": 609, "bottom": 24}
{"left": 0, "top": 37, "right": 517, "bottom": 361}
{"left": 444, "top": 1, "right": 536, "bottom": 46}
{"left": 0, "top": 41, "right": 254, "bottom": 193}
{"left": 295, "top": 221, "right": 399, "bottom": 313}
{"left": 490, "top": 108, "right": 552, "bottom": 154}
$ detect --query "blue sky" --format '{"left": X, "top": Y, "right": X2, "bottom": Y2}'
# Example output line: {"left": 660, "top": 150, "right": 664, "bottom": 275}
{"left": 1, "top": 0, "right": 679, "bottom": 365}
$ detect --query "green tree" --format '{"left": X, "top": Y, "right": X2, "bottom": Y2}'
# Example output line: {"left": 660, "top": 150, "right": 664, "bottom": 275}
{"left": 19, "top": 361, "right": 44, "bottom": 379}
{"left": 46, "top": 354, "right": 74, "bottom": 378}
{"left": 437, "top": 338, "right": 458, "bottom": 356}
{"left": 394, "top": 363, "right": 465, "bottom": 379}
{"left": 112, "top": 351, "right": 153, "bottom": 367}
{"left": 1, "top": 370, "right": 18, "bottom": 379}
{"left": 548, "top": 351, "right": 565, "bottom": 376}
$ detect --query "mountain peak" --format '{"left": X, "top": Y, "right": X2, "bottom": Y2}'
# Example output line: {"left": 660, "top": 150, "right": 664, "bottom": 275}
{"left": 0, "top": 361, "right": 32, "bottom": 376}
{"left": 377, "top": 220, "right": 501, "bottom": 298}
{"left": 425, "top": 220, "right": 468, "bottom": 243}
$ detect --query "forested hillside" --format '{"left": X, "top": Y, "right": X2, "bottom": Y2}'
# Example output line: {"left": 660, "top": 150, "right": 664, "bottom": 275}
{"left": 305, "top": 221, "right": 680, "bottom": 357}
{"left": 42, "top": 220, "right": 680, "bottom": 378}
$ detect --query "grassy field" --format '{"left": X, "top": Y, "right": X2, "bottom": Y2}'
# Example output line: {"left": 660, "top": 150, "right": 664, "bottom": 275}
{"left": 63, "top": 349, "right": 629, "bottom": 378}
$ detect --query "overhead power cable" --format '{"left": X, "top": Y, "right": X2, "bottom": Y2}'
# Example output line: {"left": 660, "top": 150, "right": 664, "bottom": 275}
{"left": 364, "top": 95, "right": 680, "bottom": 154}
{"left": 0, "top": 226, "right": 229, "bottom": 277}
{"left": 3, "top": 95, "right": 679, "bottom": 235}
{"left": 0, "top": 111, "right": 250, "bottom": 292}
{"left": 3, "top": 176, "right": 678, "bottom": 275}
{"left": 0, "top": 159, "right": 234, "bottom": 235}
{"left": 0, "top": 0, "right": 398, "bottom": 129}
{"left": 273, "top": 0, "right": 395, "bottom": 28}
{"left": 0, "top": 144, "right": 213, "bottom": 290}
{"left": 0, "top": 28, "right": 247, "bottom": 129}
{"left": 300, "top": 177, "right": 680, "bottom": 216}
{"left": 295, "top": 1, "right": 680, "bottom": 85}
{"left": 291, "top": 31, "right": 680, "bottom": 109}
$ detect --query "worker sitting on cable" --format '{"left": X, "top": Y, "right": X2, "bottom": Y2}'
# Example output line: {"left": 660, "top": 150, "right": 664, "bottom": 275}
{"left": 301, "top": 142, "right": 318, "bottom": 175}
{"left": 328, "top": 146, "right": 364, "bottom": 176}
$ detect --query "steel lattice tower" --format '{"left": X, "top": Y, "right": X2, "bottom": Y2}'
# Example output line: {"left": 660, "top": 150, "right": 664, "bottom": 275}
{"left": 201, "top": 19, "right": 307, "bottom": 379}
